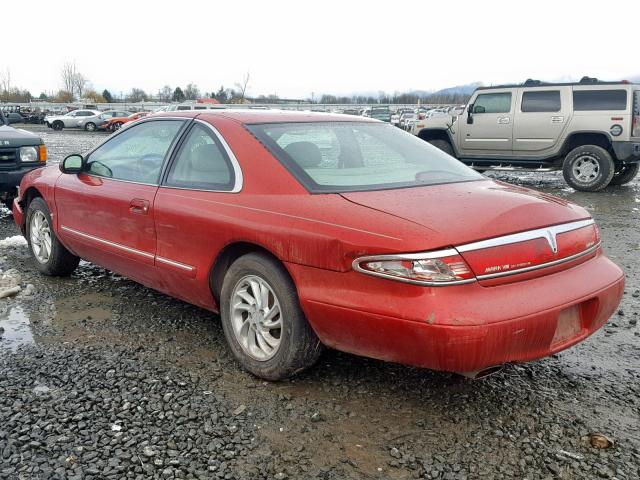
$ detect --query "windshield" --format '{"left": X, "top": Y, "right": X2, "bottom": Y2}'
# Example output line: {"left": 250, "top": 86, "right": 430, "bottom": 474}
{"left": 248, "top": 122, "right": 482, "bottom": 193}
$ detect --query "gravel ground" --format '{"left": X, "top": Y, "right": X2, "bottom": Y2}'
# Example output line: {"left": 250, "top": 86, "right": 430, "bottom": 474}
{"left": 0, "top": 127, "right": 639, "bottom": 479}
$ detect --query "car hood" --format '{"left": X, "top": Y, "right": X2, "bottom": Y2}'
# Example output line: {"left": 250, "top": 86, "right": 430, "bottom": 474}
{"left": 339, "top": 180, "right": 591, "bottom": 247}
{"left": 0, "top": 125, "right": 41, "bottom": 146}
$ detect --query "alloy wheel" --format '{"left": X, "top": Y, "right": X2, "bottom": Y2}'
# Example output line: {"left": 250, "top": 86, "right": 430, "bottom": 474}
{"left": 572, "top": 155, "right": 600, "bottom": 183}
{"left": 230, "top": 275, "right": 282, "bottom": 361}
{"left": 30, "top": 210, "right": 52, "bottom": 264}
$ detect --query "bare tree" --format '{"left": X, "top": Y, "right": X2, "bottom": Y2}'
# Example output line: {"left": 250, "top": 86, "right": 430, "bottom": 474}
{"left": 61, "top": 62, "right": 76, "bottom": 95}
{"left": 158, "top": 85, "right": 172, "bottom": 102}
{"left": 127, "top": 88, "right": 148, "bottom": 103}
{"left": 73, "top": 73, "right": 87, "bottom": 99}
{"left": 0, "top": 68, "right": 10, "bottom": 92}
{"left": 184, "top": 83, "right": 200, "bottom": 100}
{"left": 234, "top": 71, "right": 250, "bottom": 102}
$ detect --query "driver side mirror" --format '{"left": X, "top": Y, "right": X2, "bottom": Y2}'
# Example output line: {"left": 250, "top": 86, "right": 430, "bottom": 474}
{"left": 60, "top": 154, "right": 83, "bottom": 174}
{"left": 467, "top": 104, "right": 474, "bottom": 124}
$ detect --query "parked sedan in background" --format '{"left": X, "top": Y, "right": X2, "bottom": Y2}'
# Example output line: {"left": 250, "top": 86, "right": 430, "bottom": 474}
{"left": 13, "top": 111, "right": 624, "bottom": 381}
{"left": 76, "top": 111, "right": 129, "bottom": 132}
{"left": 44, "top": 110, "right": 101, "bottom": 131}
{"left": 99, "top": 111, "right": 149, "bottom": 132}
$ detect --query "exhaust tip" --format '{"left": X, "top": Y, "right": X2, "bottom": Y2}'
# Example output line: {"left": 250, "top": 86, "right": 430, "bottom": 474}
{"left": 458, "top": 365, "right": 504, "bottom": 380}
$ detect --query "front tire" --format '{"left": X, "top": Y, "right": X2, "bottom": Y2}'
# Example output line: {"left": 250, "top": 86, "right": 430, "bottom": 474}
{"left": 111, "top": 122, "right": 123, "bottom": 132}
{"left": 26, "top": 197, "right": 80, "bottom": 276}
{"left": 609, "top": 163, "right": 639, "bottom": 186}
{"left": 84, "top": 122, "right": 96, "bottom": 132}
{"left": 220, "top": 252, "right": 322, "bottom": 380}
{"left": 562, "top": 145, "right": 614, "bottom": 192}
{"left": 428, "top": 139, "right": 455, "bottom": 157}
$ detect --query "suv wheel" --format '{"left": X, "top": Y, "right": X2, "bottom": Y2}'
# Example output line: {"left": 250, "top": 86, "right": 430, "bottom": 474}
{"left": 220, "top": 252, "right": 323, "bottom": 380}
{"left": 52, "top": 121, "right": 64, "bottom": 131}
{"left": 609, "top": 163, "right": 639, "bottom": 186}
{"left": 26, "top": 198, "right": 80, "bottom": 276}
{"left": 562, "top": 145, "right": 615, "bottom": 191}
{"left": 428, "top": 139, "right": 455, "bottom": 157}
{"left": 84, "top": 122, "right": 96, "bottom": 132}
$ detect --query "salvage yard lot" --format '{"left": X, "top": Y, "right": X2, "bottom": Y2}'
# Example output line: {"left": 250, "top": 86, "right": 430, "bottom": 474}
{"left": 1, "top": 128, "right": 639, "bottom": 479}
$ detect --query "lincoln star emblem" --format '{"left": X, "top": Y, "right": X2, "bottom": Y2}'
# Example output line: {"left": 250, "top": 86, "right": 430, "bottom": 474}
{"left": 543, "top": 230, "right": 558, "bottom": 254}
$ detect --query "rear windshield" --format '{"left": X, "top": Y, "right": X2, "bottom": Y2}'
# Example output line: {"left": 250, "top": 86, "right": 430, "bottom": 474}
{"left": 247, "top": 122, "right": 482, "bottom": 193}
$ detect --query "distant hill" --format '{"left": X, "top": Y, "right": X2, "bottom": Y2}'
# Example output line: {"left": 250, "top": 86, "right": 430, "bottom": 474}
{"left": 427, "top": 82, "right": 483, "bottom": 97}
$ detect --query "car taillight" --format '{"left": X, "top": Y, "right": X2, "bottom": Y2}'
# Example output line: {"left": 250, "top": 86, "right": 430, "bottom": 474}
{"left": 633, "top": 91, "right": 640, "bottom": 137}
{"left": 353, "top": 249, "right": 475, "bottom": 286}
{"left": 458, "top": 220, "right": 599, "bottom": 280}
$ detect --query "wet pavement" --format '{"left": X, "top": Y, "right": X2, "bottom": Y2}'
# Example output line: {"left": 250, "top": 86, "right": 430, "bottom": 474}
{"left": 0, "top": 128, "right": 639, "bottom": 479}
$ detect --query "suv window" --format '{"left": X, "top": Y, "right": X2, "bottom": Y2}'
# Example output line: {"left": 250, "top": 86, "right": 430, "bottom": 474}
{"left": 86, "top": 120, "right": 183, "bottom": 184}
{"left": 473, "top": 93, "right": 512, "bottom": 114}
{"left": 521, "top": 91, "right": 561, "bottom": 112}
{"left": 573, "top": 89, "right": 627, "bottom": 111}
{"left": 176, "top": 105, "right": 191, "bottom": 111}
{"left": 165, "top": 124, "right": 234, "bottom": 190}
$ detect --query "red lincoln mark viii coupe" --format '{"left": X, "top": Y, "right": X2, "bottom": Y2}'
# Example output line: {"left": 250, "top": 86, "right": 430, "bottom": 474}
{"left": 13, "top": 111, "right": 624, "bottom": 380}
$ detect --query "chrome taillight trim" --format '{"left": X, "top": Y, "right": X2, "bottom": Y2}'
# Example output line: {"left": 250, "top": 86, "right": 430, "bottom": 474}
{"left": 456, "top": 219, "right": 595, "bottom": 253}
{"left": 352, "top": 249, "right": 476, "bottom": 287}
{"left": 475, "top": 243, "right": 600, "bottom": 280}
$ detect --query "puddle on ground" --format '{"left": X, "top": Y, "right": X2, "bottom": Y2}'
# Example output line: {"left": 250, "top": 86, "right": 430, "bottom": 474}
{"left": 0, "top": 306, "right": 35, "bottom": 351}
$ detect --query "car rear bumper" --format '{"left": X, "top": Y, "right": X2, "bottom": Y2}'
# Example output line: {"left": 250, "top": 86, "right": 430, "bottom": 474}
{"left": 287, "top": 252, "right": 624, "bottom": 373}
{"left": 612, "top": 140, "right": 640, "bottom": 163}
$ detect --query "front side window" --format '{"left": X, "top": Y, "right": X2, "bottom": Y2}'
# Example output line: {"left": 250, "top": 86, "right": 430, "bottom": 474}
{"left": 573, "top": 89, "right": 627, "bottom": 111}
{"left": 521, "top": 91, "right": 561, "bottom": 112}
{"left": 472, "top": 93, "right": 512, "bottom": 114}
{"left": 86, "top": 120, "right": 183, "bottom": 184}
{"left": 248, "top": 122, "right": 482, "bottom": 193}
{"left": 165, "top": 123, "right": 235, "bottom": 190}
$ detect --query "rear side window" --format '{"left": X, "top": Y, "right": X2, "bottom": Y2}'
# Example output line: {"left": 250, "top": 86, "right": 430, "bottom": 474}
{"left": 472, "top": 93, "right": 512, "bottom": 114}
{"left": 176, "top": 105, "right": 191, "bottom": 111}
{"left": 165, "top": 123, "right": 235, "bottom": 191}
{"left": 521, "top": 91, "right": 561, "bottom": 112}
{"left": 573, "top": 90, "right": 627, "bottom": 111}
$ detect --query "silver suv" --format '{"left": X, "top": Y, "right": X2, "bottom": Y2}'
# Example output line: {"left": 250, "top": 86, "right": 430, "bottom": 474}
{"left": 412, "top": 78, "right": 640, "bottom": 191}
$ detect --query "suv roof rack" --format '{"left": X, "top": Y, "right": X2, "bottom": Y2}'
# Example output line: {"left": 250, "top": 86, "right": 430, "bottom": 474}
{"left": 477, "top": 77, "right": 636, "bottom": 91}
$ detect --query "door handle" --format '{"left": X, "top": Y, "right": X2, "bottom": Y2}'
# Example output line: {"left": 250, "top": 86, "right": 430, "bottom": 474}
{"left": 129, "top": 198, "right": 150, "bottom": 215}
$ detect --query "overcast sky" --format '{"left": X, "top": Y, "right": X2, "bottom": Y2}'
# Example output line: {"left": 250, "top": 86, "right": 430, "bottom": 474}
{"left": 2, "top": 0, "right": 637, "bottom": 99}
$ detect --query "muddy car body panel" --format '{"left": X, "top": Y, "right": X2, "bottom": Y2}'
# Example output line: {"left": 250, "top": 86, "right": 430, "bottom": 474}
{"left": 13, "top": 111, "right": 624, "bottom": 375}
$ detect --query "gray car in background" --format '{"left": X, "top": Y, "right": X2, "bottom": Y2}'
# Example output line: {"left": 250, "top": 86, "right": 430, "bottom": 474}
{"left": 76, "top": 110, "right": 130, "bottom": 132}
{"left": 44, "top": 109, "right": 101, "bottom": 131}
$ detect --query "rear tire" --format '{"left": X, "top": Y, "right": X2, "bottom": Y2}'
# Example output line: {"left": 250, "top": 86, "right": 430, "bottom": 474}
{"left": 26, "top": 197, "right": 80, "bottom": 276}
{"left": 562, "top": 145, "right": 614, "bottom": 192}
{"left": 609, "top": 163, "right": 639, "bottom": 186}
{"left": 220, "top": 252, "right": 323, "bottom": 381}
{"left": 428, "top": 139, "right": 455, "bottom": 157}
{"left": 52, "top": 121, "right": 64, "bottom": 131}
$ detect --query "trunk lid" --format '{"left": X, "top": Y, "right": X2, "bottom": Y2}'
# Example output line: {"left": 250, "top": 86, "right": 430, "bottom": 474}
{"left": 341, "top": 180, "right": 596, "bottom": 284}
